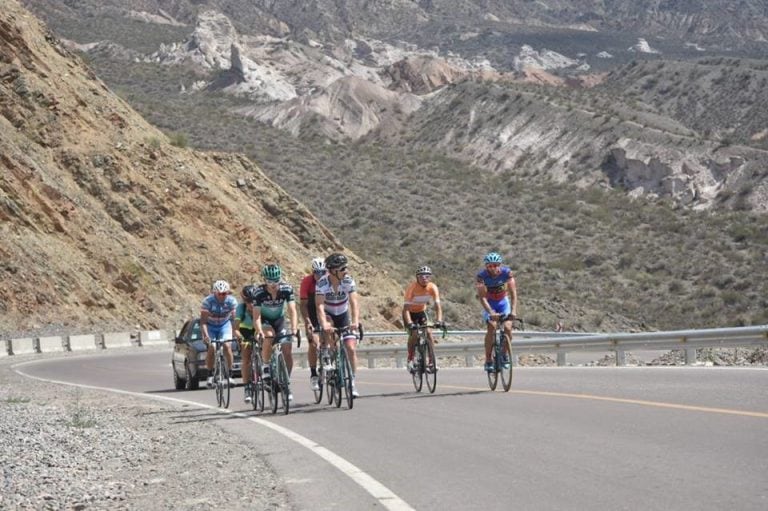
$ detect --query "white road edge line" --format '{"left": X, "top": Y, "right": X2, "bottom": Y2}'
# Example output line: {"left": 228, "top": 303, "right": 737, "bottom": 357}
{"left": 12, "top": 362, "right": 415, "bottom": 511}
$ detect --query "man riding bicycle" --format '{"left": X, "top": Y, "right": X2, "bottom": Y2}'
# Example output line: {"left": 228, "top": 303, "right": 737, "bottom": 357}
{"left": 246, "top": 264, "right": 299, "bottom": 402}
{"left": 201, "top": 280, "right": 241, "bottom": 388}
{"left": 235, "top": 284, "right": 257, "bottom": 403}
{"left": 300, "top": 257, "right": 326, "bottom": 392}
{"left": 403, "top": 265, "right": 444, "bottom": 373}
{"left": 315, "top": 252, "right": 361, "bottom": 397}
{"left": 475, "top": 252, "right": 518, "bottom": 372}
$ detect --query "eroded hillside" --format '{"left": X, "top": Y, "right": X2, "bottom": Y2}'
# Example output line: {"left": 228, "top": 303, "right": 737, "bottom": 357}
{"left": 0, "top": 0, "right": 403, "bottom": 337}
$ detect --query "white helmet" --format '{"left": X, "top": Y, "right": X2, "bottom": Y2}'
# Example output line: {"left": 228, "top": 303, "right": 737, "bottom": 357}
{"left": 311, "top": 257, "right": 326, "bottom": 273}
{"left": 212, "top": 280, "right": 230, "bottom": 293}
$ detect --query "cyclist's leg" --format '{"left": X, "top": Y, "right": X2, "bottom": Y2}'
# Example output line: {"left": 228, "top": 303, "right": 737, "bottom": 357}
{"left": 483, "top": 308, "right": 495, "bottom": 363}
{"left": 261, "top": 323, "right": 274, "bottom": 374}
{"left": 496, "top": 299, "right": 513, "bottom": 361}
{"left": 332, "top": 312, "right": 358, "bottom": 374}
{"left": 272, "top": 318, "right": 293, "bottom": 374}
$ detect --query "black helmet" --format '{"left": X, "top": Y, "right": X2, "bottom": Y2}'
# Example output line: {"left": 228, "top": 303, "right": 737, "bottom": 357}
{"left": 325, "top": 252, "right": 348, "bottom": 270}
{"left": 241, "top": 284, "right": 256, "bottom": 300}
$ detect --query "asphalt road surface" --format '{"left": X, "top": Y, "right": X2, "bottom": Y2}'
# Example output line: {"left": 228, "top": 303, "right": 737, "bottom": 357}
{"left": 20, "top": 351, "right": 768, "bottom": 511}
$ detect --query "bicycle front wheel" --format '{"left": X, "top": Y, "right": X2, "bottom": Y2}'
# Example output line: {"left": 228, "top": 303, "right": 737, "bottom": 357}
{"left": 425, "top": 341, "right": 437, "bottom": 394}
{"left": 277, "top": 352, "right": 291, "bottom": 415}
{"left": 253, "top": 354, "right": 265, "bottom": 412}
{"left": 333, "top": 353, "right": 343, "bottom": 408}
{"left": 487, "top": 343, "right": 499, "bottom": 391}
{"left": 214, "top": 355, "right": 225, "bottom": 406}
{"left": 412, "top": 344, "right": 424, "bottom": 392}
{"left": 314, "top": 365, "right": 324, "bottom": 404}
{"left": 501, "top": 334, "right": 513, "bottom": 392}
{"left": 342, "top": 347, "right": 354, "bottom": 409}
{"left": 221, "top": 363, "right": 231, "bottom": 408}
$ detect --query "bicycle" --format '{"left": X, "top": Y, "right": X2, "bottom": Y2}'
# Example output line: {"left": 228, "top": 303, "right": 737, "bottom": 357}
{"left": 244, "top": 336, "right": 266, "bottom": 412}
{"left": 210, "top": 339, "right": 236, "bottom": 408}
{"left": 486, "top": 315, "right": 524, "bottom": 392}
{"left": 411, "top": 323, "right": 447, "bottom": 394}
{"left": 312, "top": 329, "right": 330, "bottom": 404}
{"left": 323, "top": 324, "right": 364, "bottom": 409}
{"left": 266, "top": 331, "right": 300, "bottom": 415}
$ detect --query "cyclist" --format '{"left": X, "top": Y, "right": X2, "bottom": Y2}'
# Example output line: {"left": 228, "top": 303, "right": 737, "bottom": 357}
{"left": 475, "top": 252, "right": 518, "bottom": 372}
{"left": 247, "top": 264, "right": 299, "bottom": 401}
{"left": 300, "top": 257, "right": 326, "bottom": 392}
{"left": 315, "top": 252, "right": 361, "bottom": 397}
{"left": 201, "top": 280, "right": 241, "bottom": 388}
{"left": 403, "top": 265, "right": 444, "bottom": 373}
{"left": 235, "top": 284, "right": 257, "bottom": 403}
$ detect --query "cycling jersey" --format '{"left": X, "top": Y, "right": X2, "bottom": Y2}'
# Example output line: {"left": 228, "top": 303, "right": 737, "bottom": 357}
{"left": 404, "top": 281, "right": 440, "bottom": 314}
{"left": 299, "top": 274, "right": 320, "bottom": 327}
{"left": 235, "top": 302, "right": 254, "bottom": 330}
{"left": 315, "top": 275, "right": 356, "bottom": 316}
{"left": 201, "top": 294, "right": 238, "bottom": 327}
{"left": 248, "top": 283, "right": 295, "bottom": 321}
{"left": 476, "top": 266, "right": 514, "bottom": 301}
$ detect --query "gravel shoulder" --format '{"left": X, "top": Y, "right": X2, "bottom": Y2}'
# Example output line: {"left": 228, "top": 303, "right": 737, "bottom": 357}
{"left": 0, "top": 350, "right": 292, "bottom": 510}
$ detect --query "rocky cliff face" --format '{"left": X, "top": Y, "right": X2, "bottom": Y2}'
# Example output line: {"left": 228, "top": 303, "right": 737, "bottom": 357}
{"left": 0, "top": 0, "right": 403, "bottom": 336}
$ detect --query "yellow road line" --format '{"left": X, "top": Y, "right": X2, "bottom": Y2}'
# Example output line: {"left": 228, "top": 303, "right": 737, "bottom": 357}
{"left": 378, "top": 381, "right": 768, "bottom": 419}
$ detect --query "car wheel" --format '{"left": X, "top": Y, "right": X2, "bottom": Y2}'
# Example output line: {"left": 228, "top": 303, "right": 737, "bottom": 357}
{"left": 173, "top": 361, "right": 186, "bottom": 390}
{"left": 185, "top": 360, "right": 199, "bottom": 390}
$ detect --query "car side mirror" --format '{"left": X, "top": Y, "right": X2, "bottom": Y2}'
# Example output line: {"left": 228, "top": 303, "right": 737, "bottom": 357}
{"left": 174, "top": 336, "right": 185, "bottom": 344}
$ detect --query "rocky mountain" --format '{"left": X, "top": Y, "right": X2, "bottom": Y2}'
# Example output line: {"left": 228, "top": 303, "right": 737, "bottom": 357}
{"left": 22, "top": 0, "right": 768, "bottom": 213}
{"left": 0, "top": 0, "right": 405, "bottom": 337}
{"left": 12, "top": 0, "right": 768, "bottom": 332}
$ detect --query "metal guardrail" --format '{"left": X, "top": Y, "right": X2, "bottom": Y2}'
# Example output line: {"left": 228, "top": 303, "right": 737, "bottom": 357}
{"left": 294, "top": 325, "right": 768, "bottom": 368}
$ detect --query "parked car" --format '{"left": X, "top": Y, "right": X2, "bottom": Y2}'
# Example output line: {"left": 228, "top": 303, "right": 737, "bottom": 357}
{"left": 171, "top": 318, "right": 242, "bottom": 390}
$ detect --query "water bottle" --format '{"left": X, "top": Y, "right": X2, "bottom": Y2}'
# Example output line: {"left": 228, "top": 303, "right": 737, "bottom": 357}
{"left": 262, "top": 364, "right": 270, "bottom": 379}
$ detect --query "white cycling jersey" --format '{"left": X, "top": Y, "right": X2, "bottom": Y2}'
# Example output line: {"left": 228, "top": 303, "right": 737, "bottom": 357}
{"left": 315, "top": 274, "right": 356, "bottom": 316}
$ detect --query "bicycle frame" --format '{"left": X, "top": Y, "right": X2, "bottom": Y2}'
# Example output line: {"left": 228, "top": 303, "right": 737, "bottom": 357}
{"left": 411, "top": 323, "right": 446, "bottom": 394}
{"left": 268, "top": 332, "right": 296, "bottom": 415}
{"left": 245, "top": 337, "right": 265, "bottom": 412}
{"left": 210, "top": 339, "right": 235, "bottom": 408}
{"left": 325, "top": 326, "right": 357, "bottom": 409}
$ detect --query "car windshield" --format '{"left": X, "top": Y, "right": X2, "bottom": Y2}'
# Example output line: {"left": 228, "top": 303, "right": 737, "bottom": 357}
{"left": 190, "top": 322, "right": 201, "bottom": 341}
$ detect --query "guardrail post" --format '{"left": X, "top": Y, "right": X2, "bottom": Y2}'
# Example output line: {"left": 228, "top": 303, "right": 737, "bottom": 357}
{"left": 615, "top": 349, "right": 626, "bottom": 366}
{"left": 367, "top": 355, "right": 375, "bottom": 369}
{"left": 395, "top": 355, "right": 405, "bottom": 369}
{"left": 465, "top": 352, "right": 474, "bottom": 367}
{"left": 685, "top": 348, "right": 697, "bottom": 365}
{"left": 557, "top": 351, "right": 567, "bottom": 366}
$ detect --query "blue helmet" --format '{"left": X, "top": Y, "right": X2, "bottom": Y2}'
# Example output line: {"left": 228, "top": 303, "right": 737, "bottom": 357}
{"left": 483, "top": 252, "right": 503, "bottom": 264}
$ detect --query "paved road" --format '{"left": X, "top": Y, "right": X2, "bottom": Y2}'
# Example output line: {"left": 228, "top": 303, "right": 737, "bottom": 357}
{"left": 21, "top": 351, "right": 768, "bottom": 511}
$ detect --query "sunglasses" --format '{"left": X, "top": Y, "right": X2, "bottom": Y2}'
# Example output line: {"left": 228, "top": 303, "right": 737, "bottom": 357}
{"left": 335, "top": 266, "right": 348, "bottom": 272}
{"left": 266, "top": 278, "right": 280, "bottom": 284}
{"left": 313, "top": 269, "right": 327, "bottom": 276}
{"left": 486, "top": 263, "right": 501, "bottom": 269}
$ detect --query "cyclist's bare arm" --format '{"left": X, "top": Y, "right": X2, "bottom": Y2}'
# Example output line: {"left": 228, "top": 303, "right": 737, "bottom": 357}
{"left": 287, "top": 300, "right": 299, "bottom": 334}
{"left": 507, "top": 275, "right": 518, "bottom": 319}
{"left": 349, "top": 291, "right": 360, "bottom": 329}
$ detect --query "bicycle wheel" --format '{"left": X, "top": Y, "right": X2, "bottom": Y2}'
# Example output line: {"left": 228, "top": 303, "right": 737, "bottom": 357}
{"left": 487, "top": 341, "right": 499, "bottom": 391}
{"left": 252, "top": 353, "right": 264, "bottom": 412}
{"left": 425, "top": 340, "right": 437, "bottom": 394}
{"left": 277, "top": 352, "right": 291, "bottom": 415}
{"left": 326, "top": 349, "right": 336, "bottom": 405}
{"left": 214, "top": 354, "right": 224, "bottom": 406}
{"left": 333, "top": 351, "right": 343, "bottom": 408}
{"left": 269, "top": 360, "right": 279, "bottom": 414}
{"left": 221, "top": 362, "right": 231, "bottom": 408}
{"left": 501, "top": 333, "right": 513, "bottom": 392}
{"left": 313, "top": 364, "right": 324, "bottom": 404}
{"left": 342, "top": 346, "right": 354, "bottom": 409}
{"left": 412, "top": 343, "right": 424, "bottom": 392}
